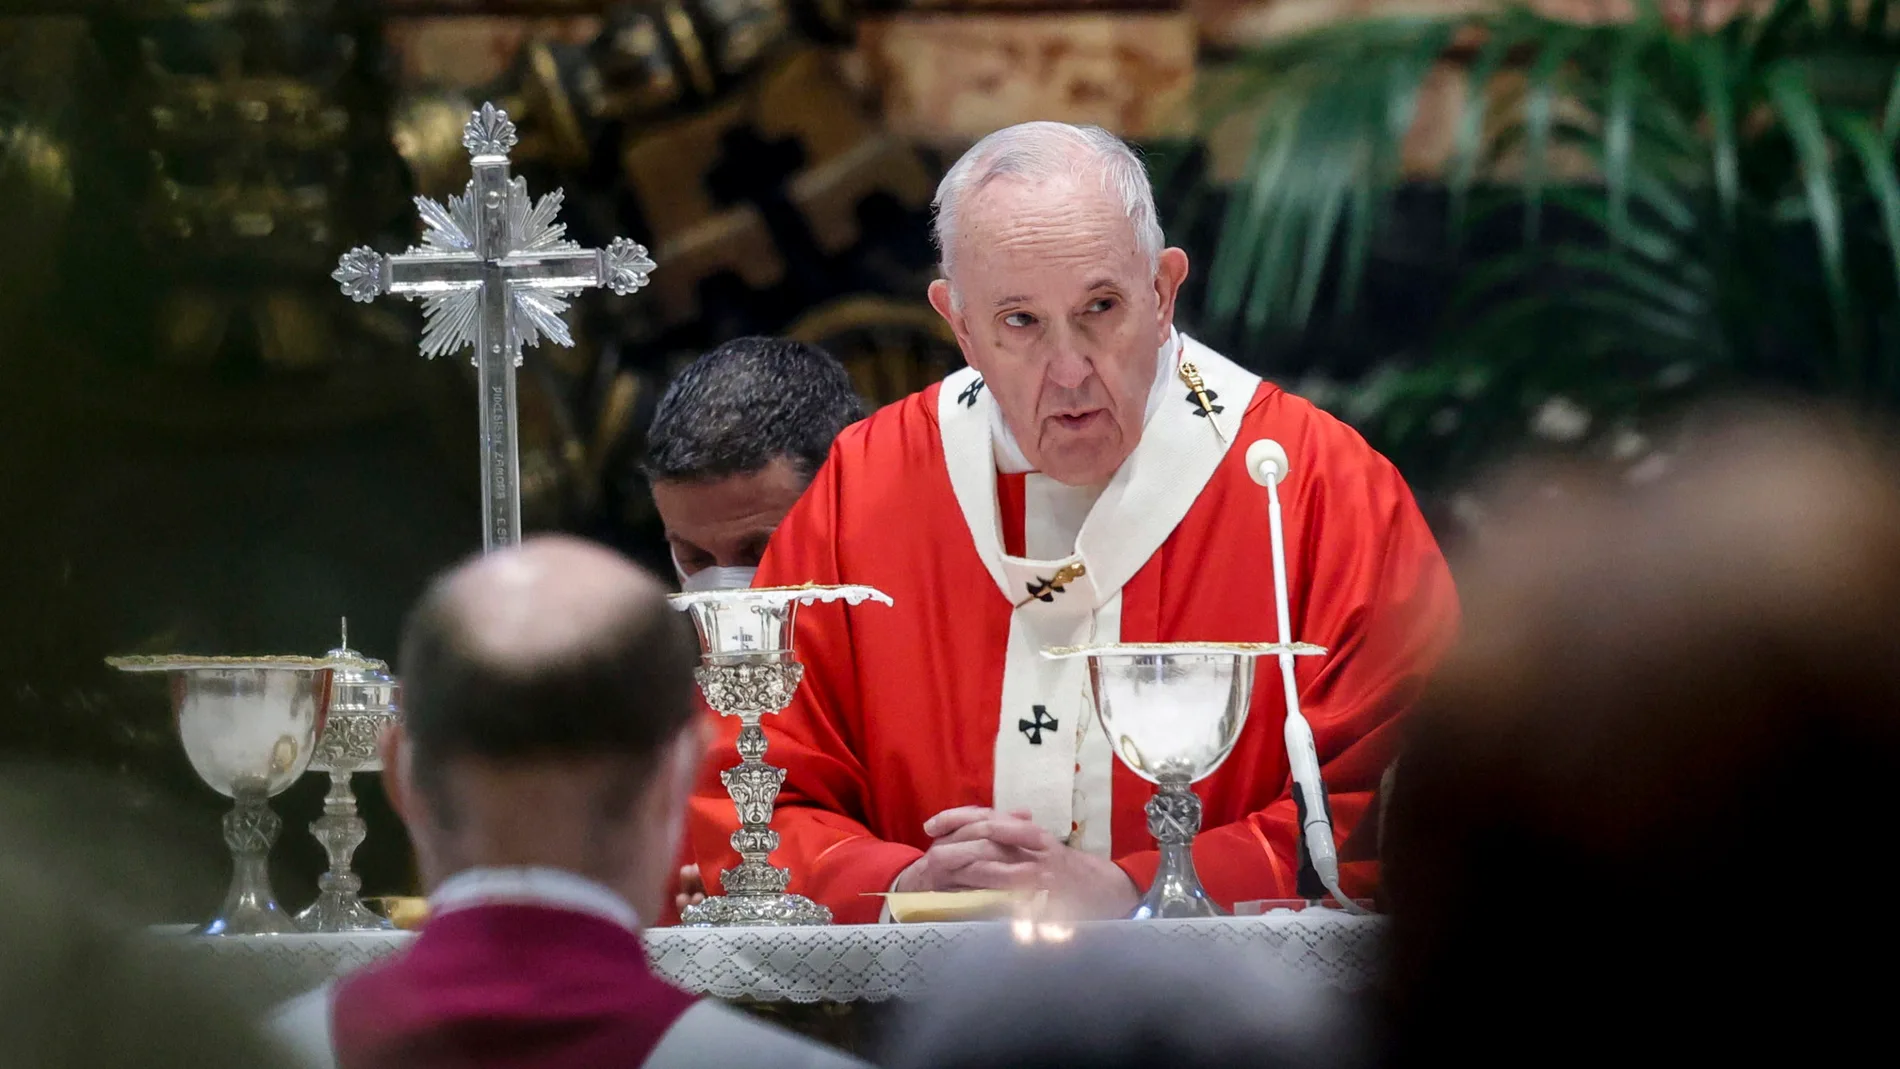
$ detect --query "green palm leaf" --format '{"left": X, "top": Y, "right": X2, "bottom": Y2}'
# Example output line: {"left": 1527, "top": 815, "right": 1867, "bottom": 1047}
{"left": 1833, "top": 112, "right": 1900, "bottom": 305}
{"left": 1764, "top": 61, "right": 1853, "bottom": 348}
{"left": 1199, "top": 0, "right": 1900, "bottom": 483}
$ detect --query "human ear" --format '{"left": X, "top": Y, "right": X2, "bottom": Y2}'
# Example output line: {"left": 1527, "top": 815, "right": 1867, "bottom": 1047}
{"left": 379, "top": 721, "right": 415, "bottom": 828}
{"left": 663, "top": 717, "right": 711, "bottom": 805}
{"left": 649, "top": 719, "right": 711, "bottom": 884}
{"left": 928, "top": 279, "right": 975, "bottom": 356}
{"left": 1153, "top": 247, "right": 1190, "bottom": 340}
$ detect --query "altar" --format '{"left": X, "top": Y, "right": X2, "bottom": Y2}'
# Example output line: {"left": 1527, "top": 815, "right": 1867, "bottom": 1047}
{"left": 160, "top": 912, "right": 1382, "bottom": 1007}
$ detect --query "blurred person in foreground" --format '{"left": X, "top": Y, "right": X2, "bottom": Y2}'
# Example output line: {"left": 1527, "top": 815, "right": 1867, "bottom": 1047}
{"left": 1381, "top": 403, "right": 1900, "bottom": 1065}
{"left": 690, "top": 121, "right": 1458, "bottom": 922}
{"left": 271, "top": 536, "right": 863, "bottom": 1069}
{"left": 640, "top": 336, "right": 863, "bottom": 919}
{"left": 879, "top": 936, "right": 1369, "bottom": 1069}
{"left": 0, "top": 774, "right": 294, "bottom": 1069}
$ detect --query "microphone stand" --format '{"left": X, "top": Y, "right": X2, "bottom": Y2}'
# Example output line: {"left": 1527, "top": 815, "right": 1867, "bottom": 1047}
{"left": 1294, "top": 786, "right": 1328, "bottom": 903}
{"left": 1249, "top": 439, "right": 1367, "bottom": 915}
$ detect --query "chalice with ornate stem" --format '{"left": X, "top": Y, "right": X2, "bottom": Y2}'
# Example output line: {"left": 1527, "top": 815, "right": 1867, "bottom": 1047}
{"left": 107, "top": 653, "right": 349, "bottom": 935}
{"left": 1042, "top": 642, "right": 1325, "bottom": 919}
{"left": 671, "top": 584, "right": 893, "bottom": 927}
{"left": 297, "top": 620, "right": 401, "bottom": 932}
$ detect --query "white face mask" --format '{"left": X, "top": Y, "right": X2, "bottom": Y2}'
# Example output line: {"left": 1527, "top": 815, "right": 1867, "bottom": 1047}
{"left": 672, "top": 549, "right": 757, "bottom": 593}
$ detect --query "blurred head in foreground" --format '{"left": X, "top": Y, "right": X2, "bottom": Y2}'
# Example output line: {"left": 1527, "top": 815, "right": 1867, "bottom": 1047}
{"left": 880, "top": 935, "right": 1368, "bottom": 1069}
{"left": 643, "top": 336, "right": 863, "bottom": 590}
{"left": 0, "top": 776, "right": 293, "bottom": 1069}
{"left": 1383, "top": 402, "right": 1900, "bottom": 1063}
{"left": 383, "top": 535, "right": 702, "bottom": 922}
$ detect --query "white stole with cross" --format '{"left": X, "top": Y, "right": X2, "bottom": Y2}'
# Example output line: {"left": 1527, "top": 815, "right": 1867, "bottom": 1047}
{"left": 936, "top": 332, "right": 1261, "bottom": 855}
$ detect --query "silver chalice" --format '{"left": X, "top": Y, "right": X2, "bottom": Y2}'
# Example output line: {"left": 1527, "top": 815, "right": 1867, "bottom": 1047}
{"left": 107, "top": 653, "right": 341, "bottom": 935}
{"left": 297, "top": 621, "right": 400, "bottom": 933}
{"left": 670, "top": 583, "right": 893, "bottom": 927}
{"left": 1042, "top": 642, "right": 1325, "bottom": 919}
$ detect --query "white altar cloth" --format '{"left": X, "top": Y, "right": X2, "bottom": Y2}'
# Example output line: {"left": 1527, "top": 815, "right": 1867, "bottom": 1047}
{"left": 155, "top": 912, "right": 1381, "bottom": 1005}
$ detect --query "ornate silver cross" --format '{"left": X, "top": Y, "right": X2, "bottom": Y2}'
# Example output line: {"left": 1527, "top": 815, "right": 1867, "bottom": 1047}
{"left": 332, "top": 103, "right": 656, "bottom": 552}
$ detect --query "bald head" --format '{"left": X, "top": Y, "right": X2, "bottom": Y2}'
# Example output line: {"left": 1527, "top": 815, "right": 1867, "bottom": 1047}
{"left": 422, "top": 537, "right": 673, "bottom": 674}
{"left": 396, "top": 536, "right": 699, "bottom": 813}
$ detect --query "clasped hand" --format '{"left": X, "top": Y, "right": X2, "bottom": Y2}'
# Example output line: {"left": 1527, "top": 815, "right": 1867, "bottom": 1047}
{"left": 892, "top": 806, "right": 1136, "bottom": 920}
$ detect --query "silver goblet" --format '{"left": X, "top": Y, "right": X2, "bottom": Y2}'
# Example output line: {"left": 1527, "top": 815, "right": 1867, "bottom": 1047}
{"left": 1043, "top": 642, "right": 1325, "bottom": 920}
{"left": 107, "top": 654, "right": 336, "bottom": 935}
{"left": 671, "top": 583, "right": 893, "bottom": 927}
{"left": 297, "top": 622, "right": 400, "bottom": 933}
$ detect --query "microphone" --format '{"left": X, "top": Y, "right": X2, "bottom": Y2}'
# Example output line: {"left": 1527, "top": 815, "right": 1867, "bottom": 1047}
{"left": 1248, "top": 438, "right": 1360, "bottom": 914}
{"left": 1246, "top": 439, "right": 1288, "bottom": 486}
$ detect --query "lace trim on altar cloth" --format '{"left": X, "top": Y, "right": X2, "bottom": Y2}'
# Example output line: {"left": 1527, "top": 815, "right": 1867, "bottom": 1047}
{"left": 160, "top": 913, "right": 1383, "bottom": 1006}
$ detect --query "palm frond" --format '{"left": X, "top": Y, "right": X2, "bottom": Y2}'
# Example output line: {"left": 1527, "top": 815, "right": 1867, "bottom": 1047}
{"left": 1199, "top": 0, "right": 1900, "bottom": 484}
{"left": 1520, "top": 25, "right": 1591, "bottom": 244}
{"left": 1203, "top": 16, "right": 1464, "bottom": 333}
{"left": 1881, "top": 61, "right": 1900, "bottom": 138}
{"left": 1833, "top": 112, "right": 1900, "bottom": 306}
{"left": 1764, "top": 61, "right": 1853, "bottom": 342}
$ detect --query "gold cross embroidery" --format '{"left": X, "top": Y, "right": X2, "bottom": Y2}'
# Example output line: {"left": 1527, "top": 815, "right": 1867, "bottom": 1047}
{"left": 1177, "top": 360, "right": 1231, "bottom": 445}
{"left": 1017, "top": 561, "right": 1088, "bottom": 607}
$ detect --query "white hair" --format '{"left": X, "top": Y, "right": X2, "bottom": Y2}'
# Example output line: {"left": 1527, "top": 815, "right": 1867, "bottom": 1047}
{"left": 931, "top": 122, "right": 1164, "bottom": 305}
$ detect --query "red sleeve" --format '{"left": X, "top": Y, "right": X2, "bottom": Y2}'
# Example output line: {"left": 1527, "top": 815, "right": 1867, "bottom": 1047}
{"left": 1114, "top": 408, "right": 1458, "bottom": 905}
{"left": 686, "top": 431, "right": 922, "bottom": 924}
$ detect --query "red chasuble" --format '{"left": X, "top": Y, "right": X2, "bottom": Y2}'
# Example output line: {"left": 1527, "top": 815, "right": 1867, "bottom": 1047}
{"left": 329, "top": 904, "right": 696, "bottom": 1069}
{"left": 687, "top": 336, "right": 1458, "bottom": 923}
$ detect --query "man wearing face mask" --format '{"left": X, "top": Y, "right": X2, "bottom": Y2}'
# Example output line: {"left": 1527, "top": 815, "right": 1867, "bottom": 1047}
{"left": 644, "top": 336, "right": 866, "bottom": 594}
{"left": 642, "top": 336, "right": 864, "bottom": 918}
{"left": 687, "top": 122, "right": 1460, "bottom": 922}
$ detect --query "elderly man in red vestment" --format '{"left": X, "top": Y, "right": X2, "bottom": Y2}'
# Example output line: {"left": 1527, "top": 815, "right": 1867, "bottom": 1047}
{"left": 271, "top": 538, "right": 860, "bottom": 1069}
{"left": 687, "top": 122, "right": 1460, "bottom": 922}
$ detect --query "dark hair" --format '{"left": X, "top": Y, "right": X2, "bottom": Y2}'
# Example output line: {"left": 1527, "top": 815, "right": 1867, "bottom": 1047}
{"left": 642, "top": 336, "right": 864, "bottom": 483}
{"left": 396, "top": 558, "right": 700, "bottom": 810}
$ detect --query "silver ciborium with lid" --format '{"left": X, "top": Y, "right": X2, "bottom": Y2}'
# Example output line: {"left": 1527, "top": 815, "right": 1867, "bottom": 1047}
{"left": 1042, "top": 641, "right": 1325, "bottom": 919}
{"left": 296, "top": 620, "right": 400, "bottom": 932}
{"left": 107, "top": 652, "right": 356, "bottom": 934}
{"left": 670, "top": 583, "right": 892, "bottom": 927}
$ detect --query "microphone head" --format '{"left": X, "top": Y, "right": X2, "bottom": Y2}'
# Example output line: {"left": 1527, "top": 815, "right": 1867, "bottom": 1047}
{"left": 1246, "top": 439, "right": 1290, "bottom": 486}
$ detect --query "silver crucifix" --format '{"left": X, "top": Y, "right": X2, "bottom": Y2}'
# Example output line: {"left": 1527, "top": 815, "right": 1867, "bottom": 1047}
{"left": 331, "top": 102, "right": 656, "bottom": 552}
